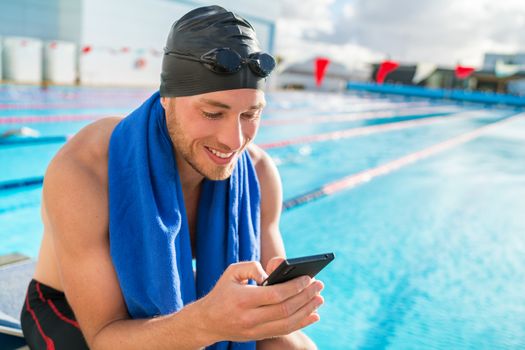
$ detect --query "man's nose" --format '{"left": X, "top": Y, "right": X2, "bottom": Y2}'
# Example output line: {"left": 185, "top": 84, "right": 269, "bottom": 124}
{"left": 216, "top": 117, "right": 243, "bottom": 151}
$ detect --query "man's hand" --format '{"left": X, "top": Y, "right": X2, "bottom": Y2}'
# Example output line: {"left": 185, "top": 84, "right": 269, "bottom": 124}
{"left": 194, "top": 260, "right": 324, "bottom": 344}
{"left": 256, "top": 257, "right": 321, "bottom": 350}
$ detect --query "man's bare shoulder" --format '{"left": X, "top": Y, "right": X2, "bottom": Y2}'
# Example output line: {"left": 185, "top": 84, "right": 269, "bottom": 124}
{"left": 41, "top": 117, "right": 124, "bottom": 252}
{"left": 43, "top": 117, "right": 123, "bottom": 221}
{"left": 44, "top": 117, "right": 121, "bottom": 185}
{"left": 57, "top": 117, "right": 122, "bottom": 172}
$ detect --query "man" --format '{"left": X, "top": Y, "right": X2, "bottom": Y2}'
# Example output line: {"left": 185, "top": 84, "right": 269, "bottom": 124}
{"left": 20, "top": 6, "right": 324, "bottom": 350}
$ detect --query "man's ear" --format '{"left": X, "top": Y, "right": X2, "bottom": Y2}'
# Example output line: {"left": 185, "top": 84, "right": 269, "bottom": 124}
{"left": 160, "top": 97, "right": 168, "bottom": 109}
{"left": 160, "top": 97, "right": 176, "bottom": 111}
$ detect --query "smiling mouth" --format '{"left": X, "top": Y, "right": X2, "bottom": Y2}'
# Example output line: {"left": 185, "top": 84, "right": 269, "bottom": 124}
{"left": 204, "top": 146, "right": 236, "bottom": 164}
{"left": 205, "top": 146, "right": 234, "bottom": 158}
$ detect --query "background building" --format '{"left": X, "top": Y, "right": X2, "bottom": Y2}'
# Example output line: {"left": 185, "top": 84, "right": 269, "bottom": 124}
{"left": 369, "top": 53, "right": 525, "bottom": 95}
{"left": 276, "top": 58, "right": 361, "bottom": 92}
{"left": 0, "top": 0, "right": 279, "bottom": 86}
{"left": 369, "top": 64, "right": 476, "bottom": 90}
{"left": 476, "top": 53, "right": 525, "bottom": 94}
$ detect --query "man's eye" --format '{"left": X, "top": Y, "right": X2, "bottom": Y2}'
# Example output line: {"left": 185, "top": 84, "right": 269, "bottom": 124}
{"left": 202, "top": 111, "right": 222, "bottom": 119}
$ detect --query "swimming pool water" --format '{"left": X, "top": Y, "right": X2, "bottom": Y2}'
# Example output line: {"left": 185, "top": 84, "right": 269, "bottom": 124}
{"left": 282, "top": 119, "right": 525, "bottom": 349}
{"left": 1, "top": 86, "right": 525, "bottom": 349}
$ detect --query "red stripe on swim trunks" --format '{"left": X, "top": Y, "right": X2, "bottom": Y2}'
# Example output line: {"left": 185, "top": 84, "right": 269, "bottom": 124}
{"left": 25, "top": 294, "right": 56, "bottom": 350}
{"left": 36, "top": 282, "right": 80, "bottom": 329}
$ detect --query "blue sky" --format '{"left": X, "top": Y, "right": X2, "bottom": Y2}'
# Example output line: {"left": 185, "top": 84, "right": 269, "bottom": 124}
{"left": 275, "top": 0, "right": 525, "bottom": 69}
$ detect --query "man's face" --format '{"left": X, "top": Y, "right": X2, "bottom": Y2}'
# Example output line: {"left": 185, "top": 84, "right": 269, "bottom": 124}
{"left": 161, "top": 88, "right": 265, "bottom": 181}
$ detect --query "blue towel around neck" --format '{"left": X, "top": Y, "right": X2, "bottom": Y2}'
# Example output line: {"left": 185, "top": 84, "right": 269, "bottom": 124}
{"left": 108, "top": 92, "right": 260, "bottom": 349}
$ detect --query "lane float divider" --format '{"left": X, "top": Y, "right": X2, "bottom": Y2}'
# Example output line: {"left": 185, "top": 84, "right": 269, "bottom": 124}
{"left": 260, "top": 109, "right": 488, "bottom": 150}
{"left": 1, "top": 109, "right": 485, "bottom": 147}
{"left": 0, "top": 109, "right": 504, "bottom": 192}
{"left": 0, "top": 104, "right": 452, "bottom": 126}
{"left": 0, "top": 98, "right": 425, "bottom": 111}
{"left": 0, "top": 114, "right": 112, "bottom": 125}
{"left": 261, "top": 106, "right": 461, "bottom": 126}
{"left": 282, "top": 112, "right": 525, "bottom": 211}
{"left": 0, "top": 102, "right": 137, "bottom": 110}
{"left": 263, "top": 101, "right": 435, "bottom": 116}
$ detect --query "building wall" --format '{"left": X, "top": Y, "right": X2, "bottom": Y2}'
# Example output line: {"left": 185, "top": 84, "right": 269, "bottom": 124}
{"left": 0, "top": 0, "right": 60, "bottom": 40}
{"left": 78, "top": 0, "right": 278, "bottom": 85}
{"left": 507, "top": 79, "right": 525, "bottom": 95}
{"left": 57, "top": 0, "right": 82, "bottom": 43}
{"left": 80, "top": 0, "right": 277, "bottom": 53}
{"left": 0, "top": 0, "right": 278, "bottom": 85}
{"left": 277, "top": 72, "right": 348, "bottom": 92}
{"left": 0, "top": 0, "right": 81, "bottom": 42}
{"left": 483, "top": 53, "right": 525, "bottom": 70}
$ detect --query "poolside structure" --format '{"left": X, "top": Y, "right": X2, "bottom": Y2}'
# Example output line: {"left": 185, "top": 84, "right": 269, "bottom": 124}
{"left": 369, "top": 52, "right": 525, "bottom": 95}
{"left": 276, "top": 58, "right": 364, "bottom": 91}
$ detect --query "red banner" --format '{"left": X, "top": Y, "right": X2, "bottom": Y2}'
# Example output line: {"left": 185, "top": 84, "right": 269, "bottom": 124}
{"left": 376, "top": 60, "right": 399, "bottom": 84}
{"left": 455, "top": 65, "right": 475, "bottom": 79}
{"left": 315, "top": 58, "right": 331, "bottom": 87}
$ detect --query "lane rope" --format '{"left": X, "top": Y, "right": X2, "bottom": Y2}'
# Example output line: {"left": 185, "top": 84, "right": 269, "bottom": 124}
{"left": 0, "top": 113, "right": 121, "bottom": 125}
{"left": 282, "top": 112, "right": 525, "bottom": 211}
{"left": 0, "top": 110, "right": 505, "bottom": 196}
{"left": 260, "top": 109, "right": 488, "bottom": 150}
{"left": 0, "top": 104, "right": 452, "bottom": 126}
{"left": 1, "top": 108, "right": 482, "bottom": 147}
{"left": 0, "top": 109, "right": 492, "bottom": 191}
{"left": 261, "top": 106, "right": 460, "bottom": 126}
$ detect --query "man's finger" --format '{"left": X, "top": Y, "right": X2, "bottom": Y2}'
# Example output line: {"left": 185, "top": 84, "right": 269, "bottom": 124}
{"left": 252, "top": 275, "right": 312, "bottom": 306}
{"left": 252, "top": 280, "right": 323, "bottom": 322}
{"left": 228, "top": 261, "right": 268, "bottom": 285}
{"left": 251, "top": 295, "right": 323, "bottom": 338}
{"left": 265, "top": 256, "right": 286, "bottom": 275}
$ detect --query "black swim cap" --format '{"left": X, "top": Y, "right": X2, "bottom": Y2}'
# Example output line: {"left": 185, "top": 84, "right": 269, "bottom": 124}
{"left": 160, "top": 6, "right": 272, "bottom": 97}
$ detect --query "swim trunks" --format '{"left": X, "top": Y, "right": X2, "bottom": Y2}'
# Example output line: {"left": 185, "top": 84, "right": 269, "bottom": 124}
{"left": 20, "top": 279, "right": 89, "bottom": 350}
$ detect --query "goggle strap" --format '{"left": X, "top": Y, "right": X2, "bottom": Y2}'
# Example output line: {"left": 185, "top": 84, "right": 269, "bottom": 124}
{"left": 165, "top": 49, "right": 274, "bottom": 77}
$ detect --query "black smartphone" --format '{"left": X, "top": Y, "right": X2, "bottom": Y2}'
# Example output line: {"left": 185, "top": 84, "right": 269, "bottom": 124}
{"left": 260, "top": 253, "right": 335, "bottom": 286}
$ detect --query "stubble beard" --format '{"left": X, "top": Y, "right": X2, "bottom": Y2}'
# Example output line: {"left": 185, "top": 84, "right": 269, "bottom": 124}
{"left": 167, "top": 116, "right": 238, "bottom": 181}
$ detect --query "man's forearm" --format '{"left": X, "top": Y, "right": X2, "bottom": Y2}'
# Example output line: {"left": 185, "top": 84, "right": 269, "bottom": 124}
{"left": 91, "top": 302, "right": 213, "bottom": 350}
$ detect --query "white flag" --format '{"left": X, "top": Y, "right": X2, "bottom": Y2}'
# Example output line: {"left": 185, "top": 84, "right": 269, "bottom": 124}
{"left": 495, "top": 60, "right": 520, "bottom": 78}
{"left": 412, "top": 63, "right": 437, "bottom": 84}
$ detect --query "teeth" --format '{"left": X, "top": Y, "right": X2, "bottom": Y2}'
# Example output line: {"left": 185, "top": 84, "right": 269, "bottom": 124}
{"left": 207, "top": 147, "right": 233, "bottom": 159}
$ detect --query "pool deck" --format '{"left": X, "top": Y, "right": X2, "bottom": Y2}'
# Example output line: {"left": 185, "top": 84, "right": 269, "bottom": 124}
{"left": 0, "top": 253, "right": 29, "bottom": 267}
{"left": 0, "top": 254, "right": 34, "bottom": 349}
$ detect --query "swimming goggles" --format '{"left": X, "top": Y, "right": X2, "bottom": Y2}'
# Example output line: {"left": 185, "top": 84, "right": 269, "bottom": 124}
{"left": 164, "top": 47, "right": 276, "bottom": 77}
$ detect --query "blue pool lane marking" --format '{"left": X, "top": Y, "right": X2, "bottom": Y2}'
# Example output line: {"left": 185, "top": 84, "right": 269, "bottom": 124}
{"left": 0, "top": 136, "right": 68, "bottom": 146}
{"left": 0, "top": 177, "right": 44, "bottom": 191}
{"left": 282, "top": 112, "right": 525, "bottom": 211}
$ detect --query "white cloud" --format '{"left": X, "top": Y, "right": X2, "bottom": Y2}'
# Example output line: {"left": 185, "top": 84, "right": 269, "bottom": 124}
{"left": 342, "top": 4, "right": 355, "bottom": 19}
{"left": 275, "top": 0, "right": 525, "bottom": 69}
{"left": 275, "top": 0, "right": 384, "bottom": 72}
